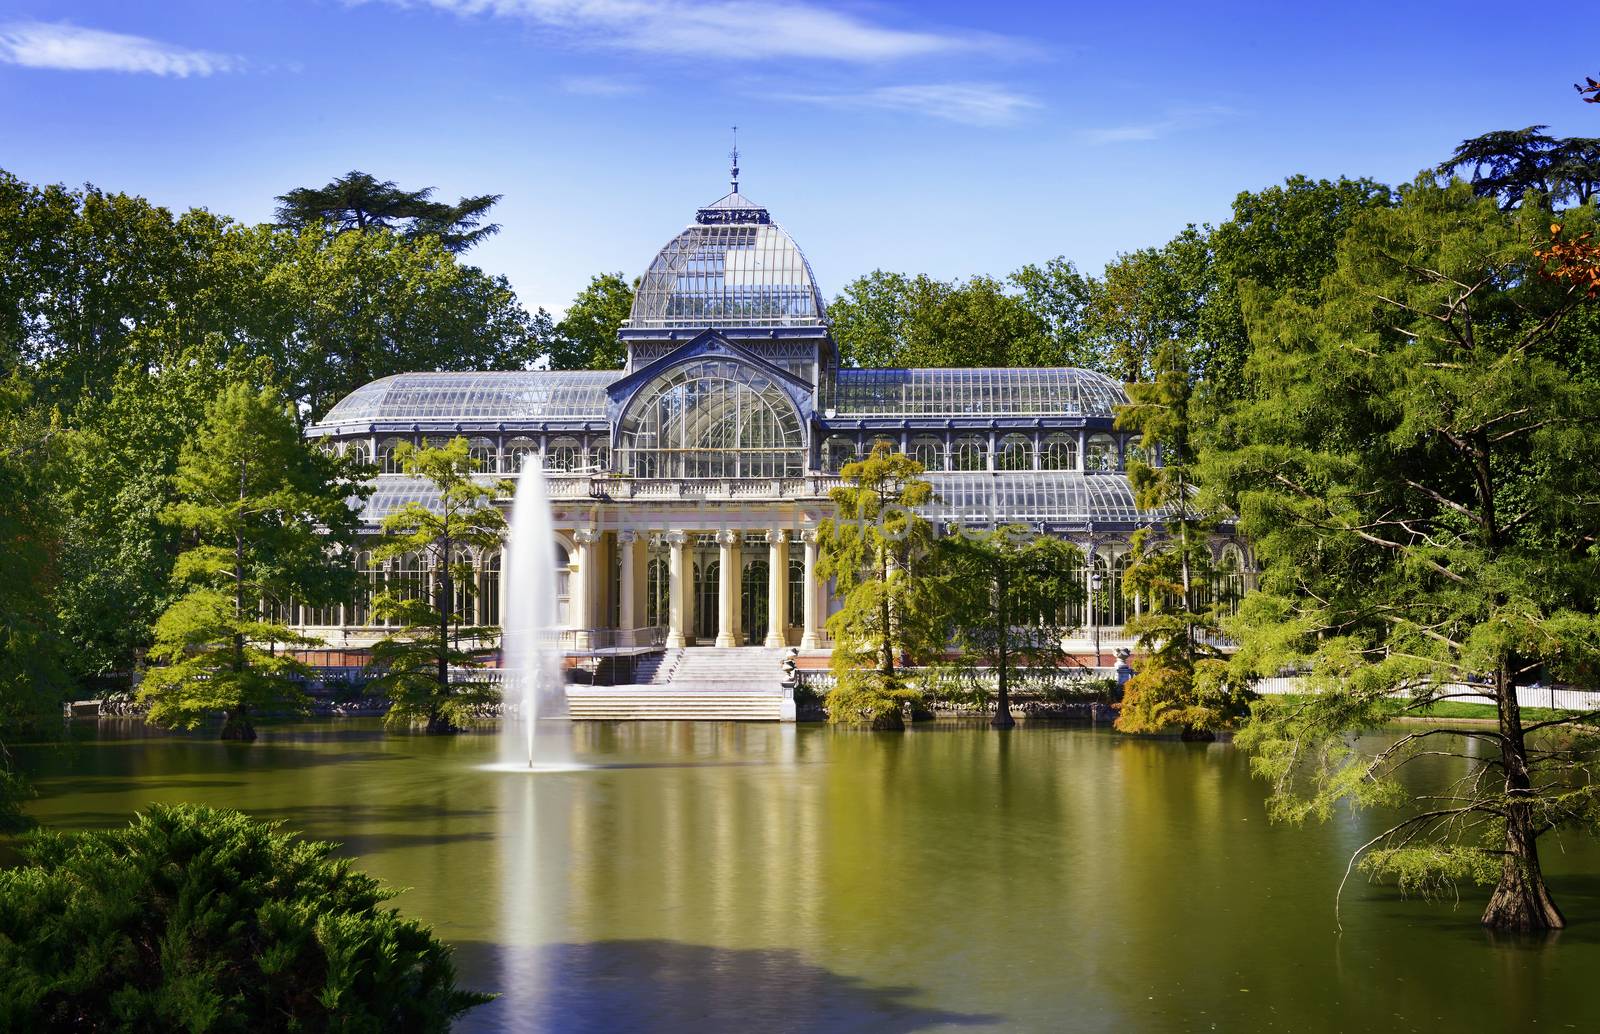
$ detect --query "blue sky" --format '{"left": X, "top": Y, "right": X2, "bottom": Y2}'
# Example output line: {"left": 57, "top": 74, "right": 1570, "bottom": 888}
{"left": 1, "top": 1, "right": 1595, "bottom": 314}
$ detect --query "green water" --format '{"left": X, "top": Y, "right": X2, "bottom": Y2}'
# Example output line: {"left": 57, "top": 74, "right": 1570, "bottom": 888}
{"left": 13, "top": 720, "right": 1600, "bottom": 1032}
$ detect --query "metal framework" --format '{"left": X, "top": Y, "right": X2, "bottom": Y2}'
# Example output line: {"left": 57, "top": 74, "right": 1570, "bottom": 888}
{"left": 616, "top": 358, "right": 806, "bottom": 478}
{"left": 824, "top": 367, "right": 1127, "bottom": 418}
{"left": 318, "top": 371, "right": 614, "bottom": 428}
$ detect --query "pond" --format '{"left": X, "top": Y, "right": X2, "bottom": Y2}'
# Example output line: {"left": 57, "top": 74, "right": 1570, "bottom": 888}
{"left": 14, "top": 719, "right": 1600, "bottom": 1032}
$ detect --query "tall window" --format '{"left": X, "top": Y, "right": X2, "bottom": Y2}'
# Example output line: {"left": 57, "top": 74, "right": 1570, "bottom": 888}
{"left": 505, "top": 437, "right": 538, "bottom": 474}
{"left": 1086, "top": 433, "right": 1118, "bottom": 472}
{"left": 555, "top": 544, "right": 571, "bottom": 625}
{"left": 1040, "top": 433, "right": 1078, "bottom": 471}
{"left": 379, "top": 438, "right": 409, "bottom": 474}
{"left": 481, "top": 550, "right": 501, "bottom": 627}
{"left": 908, "top": 436, "right": 945, "bottom": 472}
{"left": 997, "top": 434, "right": 1034, "bottom": 471}
{"left": 589, "top": 441, "right": 611, "bottom": 472}
{"left": 951, "top": 435, "right": 988, "bottom": 471}
{"left": 345, "top": 442, "right": 371, "bottom": 466}
{"left": 646, "top": 555, "right": 669, "bottom": 628}
{"left": 547, "top": 437, "right": 581, "bottom": 472}
{"left": 821, "top": 435, "right": 858, "bottom": 473}
{"left": 788, "top": 556, "right": 804, "bottom": 627}
{"left": 617, "top": 359, "right": 806, "bottom": 478}
{"left": 467, "top": 438, "right": 497, "bottom": 473}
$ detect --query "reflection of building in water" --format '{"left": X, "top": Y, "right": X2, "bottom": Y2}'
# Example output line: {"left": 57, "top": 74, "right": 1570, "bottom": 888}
{"left": 295, "top": 166, "right": 1251, "bottom": 664}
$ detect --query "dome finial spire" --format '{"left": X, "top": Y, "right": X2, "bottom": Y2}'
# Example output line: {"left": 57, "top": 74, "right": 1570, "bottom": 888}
{"left": 729, "top": 125, "right": 740, "bottom": 193}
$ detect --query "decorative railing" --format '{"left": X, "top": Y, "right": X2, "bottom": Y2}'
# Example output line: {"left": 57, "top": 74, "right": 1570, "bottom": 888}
{"left": 537, "top": 475, "right": 844, "bottom": 502}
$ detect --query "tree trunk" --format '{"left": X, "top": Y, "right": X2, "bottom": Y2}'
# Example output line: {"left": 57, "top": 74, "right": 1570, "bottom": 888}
{"left": 220, "top": 706, "right": 256, "bottom": 742}
{"left": 1481, "top": 660, "right": 1564, "bottom": 930}
{"left": 424, "top": 709, "right": 457, "bottom": 735}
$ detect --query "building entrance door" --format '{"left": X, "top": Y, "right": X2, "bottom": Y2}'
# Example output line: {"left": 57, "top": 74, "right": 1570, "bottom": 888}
{"left": 742, "top": 558, "right": 768, "bottom": 646}
{"left": 692, "top": 557, "right": 719, "bottom": 644}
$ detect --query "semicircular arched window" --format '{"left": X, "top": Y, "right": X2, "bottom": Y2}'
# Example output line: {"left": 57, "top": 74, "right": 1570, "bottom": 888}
{"left": 617, "top": 359, "right": 806, "bottom": 479}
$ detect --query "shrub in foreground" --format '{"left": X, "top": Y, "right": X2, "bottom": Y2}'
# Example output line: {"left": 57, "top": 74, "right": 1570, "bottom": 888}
{"left": 0, "top": 803, "right": 490, "bottom": 1031}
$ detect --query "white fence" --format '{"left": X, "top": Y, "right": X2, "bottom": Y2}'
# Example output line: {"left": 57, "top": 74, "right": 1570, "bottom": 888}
{"left": 1252, "top": 675, "right": 1600, "bottom": 712}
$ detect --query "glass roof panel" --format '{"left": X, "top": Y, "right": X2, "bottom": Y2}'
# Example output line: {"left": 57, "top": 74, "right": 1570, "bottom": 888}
{"left": 922, "top": 472, "right": 1155, "bottom": 524}
{"left": 314, "top": 371, "right": 616, "bottom": 427}
{"left": 628, "top": 191, "right": 826, "bottom": 329}
{"left": 826, "top": 367, "right": 1128, "bottom": 418}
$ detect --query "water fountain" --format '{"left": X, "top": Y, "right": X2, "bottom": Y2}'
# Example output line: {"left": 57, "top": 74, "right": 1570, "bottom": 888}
{"left": 497, "top": 456, "right": 573, "bottom": 770}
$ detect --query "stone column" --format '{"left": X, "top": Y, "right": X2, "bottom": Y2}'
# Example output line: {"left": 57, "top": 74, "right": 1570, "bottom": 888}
{"left": 799, "top": 529, "right": 821, "bottom": 650}
{"left": 572, "top": 529, "right": 597, "bottom": 649}
{"left": 618, "top": 531, "right": 638, "bottom": 647}
{"left": 765, "top": 529, "right": 789, "bottom": 648}
{"left": 715, "top": 530, "right": 740, "bottom": 647}
{"left": 665, "top": 531, "right": 688, "bottom": 649}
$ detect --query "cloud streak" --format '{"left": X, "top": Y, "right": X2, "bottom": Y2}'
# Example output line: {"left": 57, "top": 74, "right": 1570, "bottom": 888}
{"left": 1080, "top": 105, "right": 1236, "bottom": 144}
{"left": 778, "top": 82, "right": 1039, "bottom": 127}
{"left": 380, "top": 0, "right": 1021, "bottom": 63}
{"left": 0, "top": 21, "right": 237, "bottom": 77}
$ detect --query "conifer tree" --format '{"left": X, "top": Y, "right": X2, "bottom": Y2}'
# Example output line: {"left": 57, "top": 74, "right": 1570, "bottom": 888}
{"left": 367, "top": 438, "right": 509, "bottom": 733}
{"left": 1211, "top": 180, "right": 1600, "bottom": 931}
{"left": 139, "top": 381, "right": 366, "bottom": 741}
{"left": 274, "top": 170, "right": 501, "bottom": 252}
{"left": 1114, "top": 338, "right": 1251, "bottom": 739}
{"left": 816, "top": 443, "right": 944, "bottom": 731}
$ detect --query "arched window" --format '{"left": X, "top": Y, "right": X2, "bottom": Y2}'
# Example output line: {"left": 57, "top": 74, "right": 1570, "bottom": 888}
{"left": 997, "top": 434, "right": 1034, "bottom": 471}
{"left": 467, "top": 437, "right": 497, "bottom": 473}
{"left": 951, "top": 434, "right": 988, "bottom": 472}
{"left": 821, "top": 435, "right": 858, "bottom": 474}
{"left": 1124, "top": 436, "right": 1151, "bottom": 469}
{"left": 343, "top": 442, "right": 370, "bottom": 467}
{"left": 379, "top": 438, "right": 409, "bottom": 474}
{"left": 908, "top": 436, "right": 945, "bottom": 472}
{"left": 546, "top": 436, "right": 581, "bottom": 472}
{"left": 1086, "top": 433, "right": 1118, "bottom": 472}
{"left": 618, "top": 359, "right": 806, "bottom": 478}
{"left": 589, "top": 441, "right": 611, "bottom": 472}
{"left": 1040, "top": 433, "right": 1078, "bottom": 471}
{"left": 788, "top": 556, "right": 804, "bottom": 627}
{"left": 1213, "top": 547, "right": 1246, "bottom": 617}
{"left": 505, "top": 437, "right": 538, "bottom": 474}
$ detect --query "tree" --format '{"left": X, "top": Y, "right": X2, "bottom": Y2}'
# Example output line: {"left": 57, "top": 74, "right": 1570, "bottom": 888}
{"left": 138, "top": 382, "right": 367, "bottom": 741}
{"left": 1113, "top": 338, "right": 1249, "bottom": 739}
{"left": 1008, "top": 257, "right": 1098, "bottom": 368}
{"left": 939, "top": 527, "right": 1085, "bottom": 728}
{"left": 1437, "top": 126, "right": 1600, "bottom": 209}
{"left": 1198, "top": 176, "right": 1394, "bottom": 398}
{"left": 817, "top": 443, "right": 944, "bottom": 730}
{"left": 258, "top": 226, "right": 537, "bottom": 417}
{"left": 828, "top": 272, "right": 1053, "bottom": 368}
{"left": 545, "top": 272, "right": 634, "bottom": 370}
{"left": 0, "top": 376, "right": 70, "bottom": 830}
{"left": 275, "top": 169, "right": 501, "bottom": 252}
{"left": 367, "top": 438, "right": 509, "bottom": 734}
{"left": 0, "top": 803, "right": 491, "bottom": 1030}
{"left": 1210, "top": 179, "right": 1600, "bottom": 930}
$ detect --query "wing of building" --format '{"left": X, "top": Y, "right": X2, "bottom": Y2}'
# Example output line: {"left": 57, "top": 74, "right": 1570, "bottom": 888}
{"left": 301, "top": 184, "right": 1249, "bottom": 658}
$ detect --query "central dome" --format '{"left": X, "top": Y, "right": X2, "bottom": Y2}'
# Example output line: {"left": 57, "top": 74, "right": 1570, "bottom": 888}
{"left": 627, "top": 190, "right": 826, "bottom": 330}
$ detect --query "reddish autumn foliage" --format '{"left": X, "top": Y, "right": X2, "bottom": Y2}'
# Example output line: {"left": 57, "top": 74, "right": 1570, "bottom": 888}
{"left": 1535, "top": 223, "right": 1600, "bottom": 297}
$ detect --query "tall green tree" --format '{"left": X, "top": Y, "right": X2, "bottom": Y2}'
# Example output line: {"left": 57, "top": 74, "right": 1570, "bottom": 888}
{"left": 275, "top": 170, "right": 502, "bottom": 252}
{"left": 939, "top": 527, "right": 1085, "bottom": 728}
{"left": 545, "top": 272, "right": 634, "bottom": 370}
{"left": 1085, "top": 242, "right": 1207, "bottom": 384}
{"left": 367, "top": 438, "right": 509, "bottom": 734}
{"left": 828, "top": 272, "right": 1053, "bottom": 368}
{"left": 0, "top": 376, "right": 70, "bottom": 830}
{"left": 138, "top": 382, "right": 367, "bottom": 741}
{"left": 1211, "top": 179, "right": 1600, "bottom": 930}
{"left": 817, "top": 444, "right": 944, "bottom": 730}
{"left": 1114, "top": 339, "right": 1249, "bottom": 739}
{"left": 1008, "top": 257, "right": 1098, "bottom": 368}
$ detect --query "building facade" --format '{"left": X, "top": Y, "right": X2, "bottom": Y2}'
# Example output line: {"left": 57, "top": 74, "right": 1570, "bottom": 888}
{"left": 301, "top": 184, "right": 1248, "bottom": 659}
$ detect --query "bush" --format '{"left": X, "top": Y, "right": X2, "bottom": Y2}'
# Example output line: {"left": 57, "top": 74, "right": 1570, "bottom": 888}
{"left": 0, "top": 804, "right": 490, "bottom": 1031}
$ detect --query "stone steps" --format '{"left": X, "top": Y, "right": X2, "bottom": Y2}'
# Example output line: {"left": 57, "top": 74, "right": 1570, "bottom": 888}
{"left": 566, "top": 689, "right": 786, "bottom": 721}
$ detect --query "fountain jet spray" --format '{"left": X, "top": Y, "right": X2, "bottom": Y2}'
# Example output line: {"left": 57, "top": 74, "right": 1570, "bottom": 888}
{"left": 500, "top": 455, "right": 570, "bottom": 768}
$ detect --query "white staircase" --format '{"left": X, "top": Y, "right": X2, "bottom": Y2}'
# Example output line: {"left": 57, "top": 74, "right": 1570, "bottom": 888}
{"left": 567, "top": 647, "right": 791, "bottom": 721}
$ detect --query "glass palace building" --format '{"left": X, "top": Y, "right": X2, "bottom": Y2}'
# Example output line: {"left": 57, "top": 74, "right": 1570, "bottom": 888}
{"left": 303, "top": 184, "right": 1248, "bottom": 657}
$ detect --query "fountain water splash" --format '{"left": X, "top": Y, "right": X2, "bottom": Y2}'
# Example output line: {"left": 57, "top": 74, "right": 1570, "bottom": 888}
{"left": 499, "top": 457, "right": 572, "bottom": 769}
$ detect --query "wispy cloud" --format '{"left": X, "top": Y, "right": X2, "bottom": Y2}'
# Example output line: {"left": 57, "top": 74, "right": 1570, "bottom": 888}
{"left": 779, "top": 82, "right": 1039, "bottom": 127}
{"left": 1080, "top": 105, "right": 1236, "bottom": 145}
{"left": 0, "top": 21, "right": 237, "bottom": 77}
{"left": 377, "top": 0, "right": 1021, "bottom": 63}
{"left": 559, "top": 73, "right": 640, "bottom": 96}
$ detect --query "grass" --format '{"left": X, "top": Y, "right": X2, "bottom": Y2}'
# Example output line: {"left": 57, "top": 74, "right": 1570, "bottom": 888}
{"left": 1408, "top": 700, "right": 1576, "bottom": 723}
